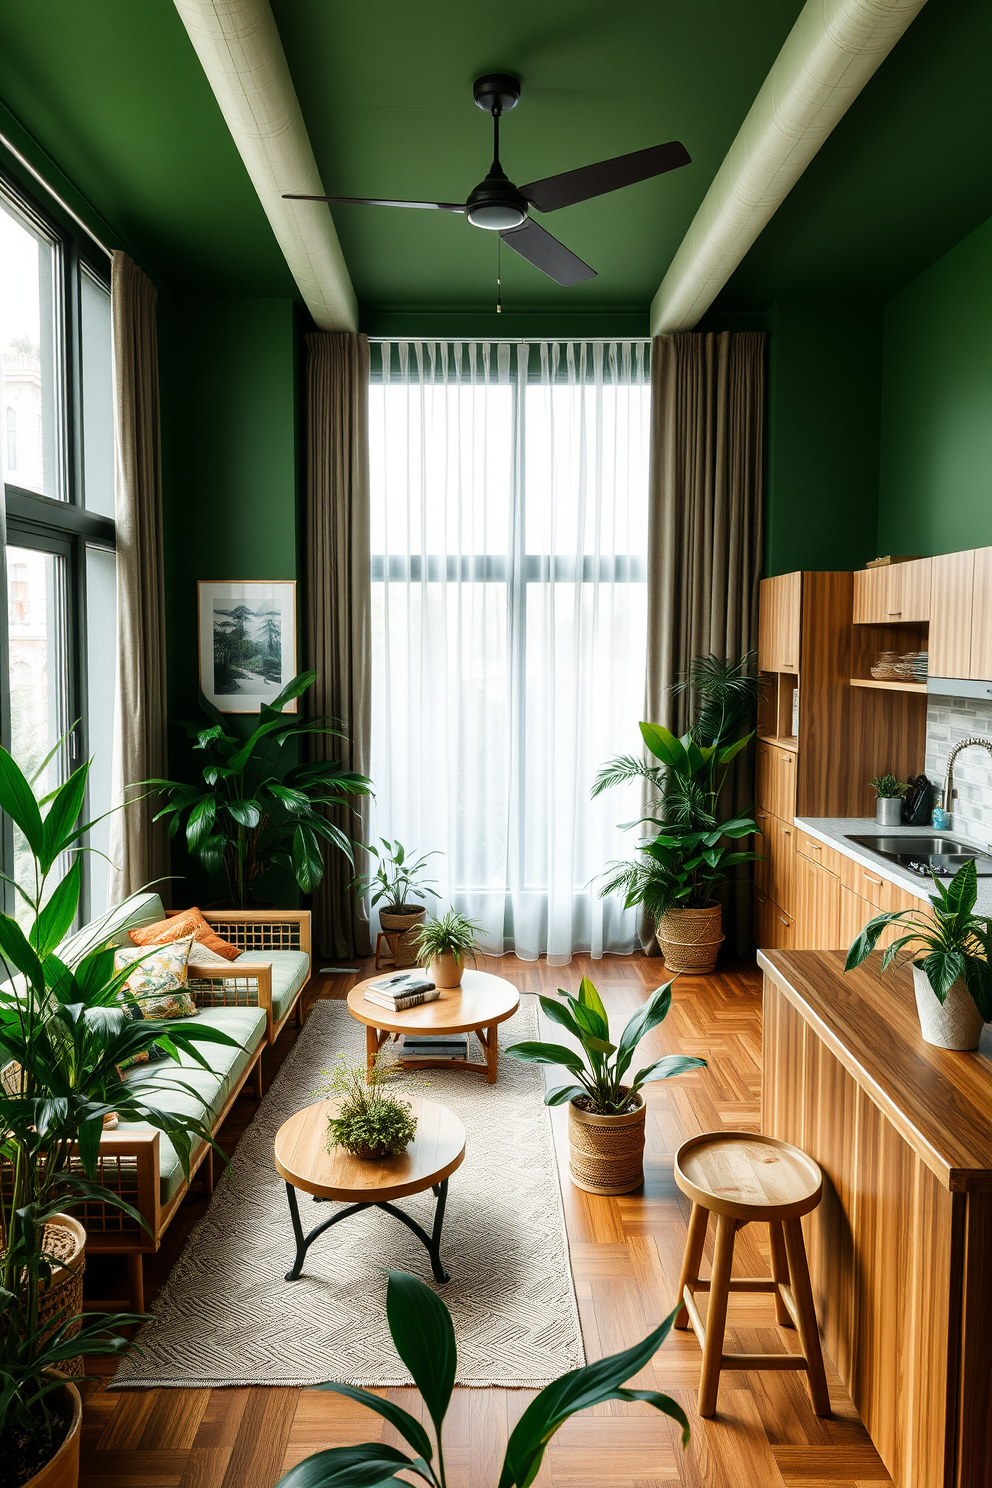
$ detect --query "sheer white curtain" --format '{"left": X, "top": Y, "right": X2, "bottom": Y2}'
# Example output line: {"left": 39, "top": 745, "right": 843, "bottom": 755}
{"left": 368, "top": 340, "right": 650, "bottom": 965}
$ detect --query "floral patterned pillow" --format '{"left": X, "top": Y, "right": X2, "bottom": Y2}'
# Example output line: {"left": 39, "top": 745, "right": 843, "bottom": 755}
{"left": 114, "top": 936, "right": 198, "bottom": 1019}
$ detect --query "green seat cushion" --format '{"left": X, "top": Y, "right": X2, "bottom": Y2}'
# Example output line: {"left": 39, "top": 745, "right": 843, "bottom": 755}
{"left": 266, "top": 950, "right": 311, "bottom": 1024}
{"left": 118, "top": 1005, "right": 266, "bottom": 1204}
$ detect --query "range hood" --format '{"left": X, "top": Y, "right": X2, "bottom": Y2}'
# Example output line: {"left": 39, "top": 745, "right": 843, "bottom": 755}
{"left": 927, "top": 677, "right": 992, "bottom": 700}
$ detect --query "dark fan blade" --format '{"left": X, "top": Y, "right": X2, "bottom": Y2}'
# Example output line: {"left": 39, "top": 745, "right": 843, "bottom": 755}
{"left": 282, "top": 194, "right": 464, "bottom": 212}
{"left": 519, "top": 141, "right": 690, "bottom": 213}
{"left": 499, "top": 218, "right": 596, "bottom": 286}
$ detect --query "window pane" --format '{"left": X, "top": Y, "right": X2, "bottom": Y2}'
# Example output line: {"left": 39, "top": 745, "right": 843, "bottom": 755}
{"left": 80, "top": 269, "right": 114, "bottom": 517}
{"left": 85, "top": 545, "right": 117, "bottom": 916}
{"left": 6, "top": 545, "right": 69, "bottom": 928}
{"left": 0, "top": 197, "right": 60, "bottom": 498}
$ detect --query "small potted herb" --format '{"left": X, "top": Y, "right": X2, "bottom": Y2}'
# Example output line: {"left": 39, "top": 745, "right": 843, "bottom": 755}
{"left": 412, "top": 908, "right": 481, "bottom": 989}
{"left": 845, "top": 859, "right": 992, "bottom": 1049}
{"left": 351, "top": 839, "right": 441, "bottom": 968}
{"left": 506, "top": 977, "right": 705, "bottom": 1194}
{"left": 870, "top": 773, "right": 908, "bottom": 826}
{"left": 315, "top": 1054, "right": 418, "bottom": 1160}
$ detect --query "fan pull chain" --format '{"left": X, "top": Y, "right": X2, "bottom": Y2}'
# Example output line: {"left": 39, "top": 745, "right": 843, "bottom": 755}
{"left": 496, "top": 235, "right": 502, "bottom": 314}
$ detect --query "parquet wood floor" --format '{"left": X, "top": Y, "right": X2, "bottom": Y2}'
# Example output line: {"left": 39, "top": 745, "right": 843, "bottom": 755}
{"left": 80, "top": 953, "right": 894, "bottom": 1487}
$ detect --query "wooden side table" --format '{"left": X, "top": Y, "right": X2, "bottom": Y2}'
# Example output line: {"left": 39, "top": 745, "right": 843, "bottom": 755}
{"left": 346, "top": 969, "right": 520, "bottom": 1084}
{"left": 273, "top": 1097, "right": 466, "bottom": 1283}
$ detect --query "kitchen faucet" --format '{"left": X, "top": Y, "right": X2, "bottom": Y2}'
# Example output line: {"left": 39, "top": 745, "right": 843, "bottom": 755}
{"left": 941, "top": 736, "right": 992, "bottom": 821}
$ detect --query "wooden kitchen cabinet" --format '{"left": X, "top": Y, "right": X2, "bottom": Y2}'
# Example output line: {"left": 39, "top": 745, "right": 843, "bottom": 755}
{"left": 796, "top": 852, "right": 841, "bottom": 949}
{"left": 930, "top": 549, "right": 975, "bottom": 677}
{"left": 756, "top": 742, "right": 797, "bottom": 822}
{"left": 853, "top": 558, "right": 931, "bottom": 624}
{"left": 754, "top": 888, "right": 794, "bottom": 950}
{"left": 969, "top": 547, "right": 992, "bottom": 681}
{"left": 838, "top": 884, "right": 873, "bottom": 950}
{"left": 755, "top": 810, "right": 795, "bottom": 915}
{"left": 757, "top": 571, "right": 801, "bottom": 672}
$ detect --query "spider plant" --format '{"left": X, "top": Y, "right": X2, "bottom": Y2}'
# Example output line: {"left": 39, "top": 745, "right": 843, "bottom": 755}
{"left": 275, "top": 1269, "right": 689, "bottom": 1488}
{"left": 412, "top": 909, "right": 481, "bottom": 969}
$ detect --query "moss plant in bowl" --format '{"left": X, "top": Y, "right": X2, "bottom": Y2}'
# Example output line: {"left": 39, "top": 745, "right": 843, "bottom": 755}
{"left": 315, "top": 1053, "right": 418, "bottom": 1160}
{"left": 412, "top": 908, "right": 482, "bottom": 989}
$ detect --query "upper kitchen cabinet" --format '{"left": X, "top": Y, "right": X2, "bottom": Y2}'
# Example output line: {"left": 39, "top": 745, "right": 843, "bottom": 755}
{"left": 971, "top": 548, "right": 992, "bottom": 680}
{"left": 927, "top": 548, "right": 992, "bottom": 682}
{"left": 852, "top": 558, "right": 931, "bottom": 624}
{"left": 757, "top": 572, "right": 801, "bottom": 673}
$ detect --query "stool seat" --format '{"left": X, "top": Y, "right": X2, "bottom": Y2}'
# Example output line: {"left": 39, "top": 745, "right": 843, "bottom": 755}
{"left": 675, "top": 1130, "right": 822, "bottom": 1221}
{"left": 673, "top": 1130, "right": 830, "bottom": 1419}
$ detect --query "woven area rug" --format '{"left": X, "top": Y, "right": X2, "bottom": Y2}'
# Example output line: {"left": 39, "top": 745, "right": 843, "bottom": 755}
{"left": 111, "top": 996, "right": 584, "bottom": 1389}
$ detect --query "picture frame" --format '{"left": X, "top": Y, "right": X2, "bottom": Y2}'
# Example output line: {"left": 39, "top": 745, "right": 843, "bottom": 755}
{"left": 197, "top": 580, "right": 298, "bottom": 714}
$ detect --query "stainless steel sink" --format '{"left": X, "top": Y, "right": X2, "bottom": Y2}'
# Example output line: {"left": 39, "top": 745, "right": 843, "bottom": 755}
{"left": 845, "top": 833, "right": 992, "bottom": 877}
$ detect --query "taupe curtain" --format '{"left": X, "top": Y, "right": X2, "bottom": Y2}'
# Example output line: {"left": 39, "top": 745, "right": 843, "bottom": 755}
{"left": 305, "top": 332, "right": 372, "bottom": 960}
{"left": 107, "top": 252, "right": 169, "bottom": 903}
{"left": 645, "top": 330, "right": 766, "bottom": 951}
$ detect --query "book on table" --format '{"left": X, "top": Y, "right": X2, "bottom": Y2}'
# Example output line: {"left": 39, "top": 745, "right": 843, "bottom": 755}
{"left": 401, "top": 1033, "right": 470, "bottom": 1060}
{"left": 364, "top": 987, "right": 439, "bottom": 1010}
{"left": 367, "top": 971, "right": 435, "bottom": 994}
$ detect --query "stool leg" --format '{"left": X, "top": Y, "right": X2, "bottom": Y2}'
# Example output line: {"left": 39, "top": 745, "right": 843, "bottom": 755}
{"left": 782, "top": 1217, "right": 830, "bottom": 1416}
{"left": 674, "top": 1203, "right": 709, "bottom": 1329}
{"left": 698, "top": 1213, "right": 736, "bottom": 1417}
{"left": 768, "top": 1220, "right": 792, "bottom": 1327}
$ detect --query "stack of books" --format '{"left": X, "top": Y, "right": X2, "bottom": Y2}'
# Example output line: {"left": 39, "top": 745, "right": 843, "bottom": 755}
{"left": 364, "top": 971, "right": 439, "bottom": 1011}
{"left": 401, "top": 1033, "right": 469, "bottom": 1061}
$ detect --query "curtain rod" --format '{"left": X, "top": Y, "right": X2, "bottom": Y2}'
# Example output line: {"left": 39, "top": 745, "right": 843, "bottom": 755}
{"left": 368, "top": 336, "right": 650, "bottom": 345}
{"left": 0, "top": 126, "right": 113, "bottom": 259}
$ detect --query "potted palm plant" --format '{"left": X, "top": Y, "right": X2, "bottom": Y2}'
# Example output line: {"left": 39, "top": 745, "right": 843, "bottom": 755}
{"left": 147, "top": 670, "right": 373, "bottom": 907}
{"left": 506, "top": 977, "right": 704, "bottom": 1194}
{"left": 845, "top": 858, "right": 992, "bottom": 1050}
{"left": 274, "top": 1269, "right": 689, "bottom": 1487}
{"left": 595, "top": 655, "right": 759, "bottom": 973}
{"left": 0, "top": 746, "right": 238, "bottom": 1488}
{"left": 411, "top": 909, "right": 480, "bottom": 989}
{"left": 351, "top": 839, "right": 441, "bottom": 969}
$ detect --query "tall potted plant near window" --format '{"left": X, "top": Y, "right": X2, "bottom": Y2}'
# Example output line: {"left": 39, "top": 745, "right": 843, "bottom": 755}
{"left": 351, "top": 839, "right": 441, "bottom": 969}
{"left": 0, "top": 747, "right": 238, "bottom": 1488}
{"left": 594, "top": 655, "right": 759, "bottom": 974}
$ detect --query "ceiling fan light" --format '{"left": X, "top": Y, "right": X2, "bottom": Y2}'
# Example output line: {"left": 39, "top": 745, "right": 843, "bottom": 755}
{"left": 467, "top": 202, "right": 527, "bottom": 230}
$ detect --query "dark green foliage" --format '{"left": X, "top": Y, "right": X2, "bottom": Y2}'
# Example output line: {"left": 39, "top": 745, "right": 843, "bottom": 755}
{"left": 351, "top": 838, "right": 440, "bottom": 913}
{"left": 870, "top": 773, "right": 908, "bottom": 799}
{"left": 316, "top": 1055, "right": 418, "bottom": 1159}
{"left": 147, "top": 671, "right": 373, "bottom": 907}
{"left": 845, "top": 858, "right": 992, "bottom": 1018}
{"left": 507, "top": 975, "right": 705, "bottom": 1115}
{"left": 274, "top": 1270, "right": 689, "bottom": 1488}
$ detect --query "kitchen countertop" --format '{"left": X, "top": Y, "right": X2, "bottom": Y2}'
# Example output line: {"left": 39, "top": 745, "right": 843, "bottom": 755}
{"left": 795, "top": 816, "right": 992, "bottom": 916}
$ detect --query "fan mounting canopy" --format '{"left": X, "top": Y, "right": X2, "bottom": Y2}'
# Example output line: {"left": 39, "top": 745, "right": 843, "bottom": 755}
{"left": 473, "top": 73, "right": 521, "bottom": 115}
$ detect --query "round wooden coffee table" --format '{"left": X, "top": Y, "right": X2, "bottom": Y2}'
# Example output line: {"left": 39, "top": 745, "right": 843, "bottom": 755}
{"left": 347, "top": 969, "right": 520, "bottom": 1084}
{"left": 273, "top": 1097, "right": 465, "bottom": 1283}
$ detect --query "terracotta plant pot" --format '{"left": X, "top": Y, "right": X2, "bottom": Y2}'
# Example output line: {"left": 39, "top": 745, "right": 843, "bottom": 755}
{"left": 429, "top": 952, "right": 462, "bottom": 989}
{"left": 567, "top": 1093, "right": 646, "bottom": 1196}
{"left": 656, "top": 902, "right": 724, "bottom": 974}
{"left": 912, "top": 964, "right": 985, "bottom": 1050}
{"left": 38, "top": 1214, "right": 86, "bottom": 1377}
{"left": 23, "top": 1379, "right": 81, "bottom": 1488}
{"left": 379, "top": 906, "right": 427, "bottom": 968}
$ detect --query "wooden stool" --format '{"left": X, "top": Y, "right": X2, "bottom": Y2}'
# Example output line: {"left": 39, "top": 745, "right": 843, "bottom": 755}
{"left": 673, "top": 1130, "right": 830, "bottom": 1418}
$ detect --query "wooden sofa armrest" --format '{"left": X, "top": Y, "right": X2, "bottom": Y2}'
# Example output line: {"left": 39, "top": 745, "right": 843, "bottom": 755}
{"left": 85, "top": 1129, "right": 161, "bottom": 1251}
{"left": 185, "top": 961, "right": 275, "bottom": 1041}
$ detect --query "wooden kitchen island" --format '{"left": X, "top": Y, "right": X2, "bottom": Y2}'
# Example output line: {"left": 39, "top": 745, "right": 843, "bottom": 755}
{"left": 759, "top": 949, "right": 992, "bottom": 1488}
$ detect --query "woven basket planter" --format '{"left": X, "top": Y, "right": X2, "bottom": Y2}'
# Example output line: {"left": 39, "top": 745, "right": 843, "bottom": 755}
{"left": 656, "top": 902, "right": 724, "bottom": 974}
{"left": 38, "top": 1214, "right": 87, "bottom": 1379}
{"left": 23, "top": 1377, "right": 81, "bottom": 1488}
{"left": 567, "top": 1093, "right": 646, "bottom": 1196}
{"left": 912, "top": 965, "right": 985, "bottom": 1050}
{"left": 379, "top": 907, "right": 427, "bottom": 968}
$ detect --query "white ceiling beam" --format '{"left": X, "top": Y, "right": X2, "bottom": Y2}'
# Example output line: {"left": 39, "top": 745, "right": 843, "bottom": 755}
{"left": 173, "top": 0, "right": 357, "bottom": 331}
{"left": 650, "top": 0, "right": 928, "bottom": 336}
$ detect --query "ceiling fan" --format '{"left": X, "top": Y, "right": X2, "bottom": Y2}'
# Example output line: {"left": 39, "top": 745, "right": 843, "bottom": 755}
{"left": 284, "top": 74, "right": 690, "bottom": 287}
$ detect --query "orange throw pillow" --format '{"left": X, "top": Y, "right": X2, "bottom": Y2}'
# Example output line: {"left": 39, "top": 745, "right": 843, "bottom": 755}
{"left": 129, "top": 907, "right": 241, "bottom": 962}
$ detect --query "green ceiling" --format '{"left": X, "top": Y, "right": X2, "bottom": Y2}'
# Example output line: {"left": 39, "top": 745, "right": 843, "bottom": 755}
{"left": 0, "top": 0, "right": 988, "bottom": 319}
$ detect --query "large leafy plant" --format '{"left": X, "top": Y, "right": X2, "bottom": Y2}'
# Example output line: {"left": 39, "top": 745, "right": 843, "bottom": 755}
{"left": 0, "top": 745, "right": 238, "bottom": 1477}
{"left": 845, "top": 858, "right": 992, "bottom": 1016}
{"left": 351, "top": 838, "right": 440, "bottom": 915}
{"left": 275, "top": 1268, "right": 688, "bottom": 1488}
{"left": 507, "top": 976, "right": 704, "bottom": 1115}
{"left": 149, "top": 671, "right": 373, "bottom": 908}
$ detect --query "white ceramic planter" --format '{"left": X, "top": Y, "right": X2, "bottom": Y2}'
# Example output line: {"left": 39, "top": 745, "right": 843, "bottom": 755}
{"left": 912, "top": 964, "right": 985, "bottom": 1050}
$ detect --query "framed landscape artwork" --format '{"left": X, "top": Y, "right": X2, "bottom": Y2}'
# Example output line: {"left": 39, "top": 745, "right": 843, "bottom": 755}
{"left": 198, "top": 580, "right": 297, "bottom": 713}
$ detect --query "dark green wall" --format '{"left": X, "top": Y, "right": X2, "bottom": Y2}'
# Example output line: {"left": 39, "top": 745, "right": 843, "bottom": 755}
{"left": 877, "top": 213, "right": 992, "bottom": 556}
{"left": 158, "top": 293, "right": 302, "bottom": 903}
{"left": 762, "top": 300, "right": 884, "bottom": 576}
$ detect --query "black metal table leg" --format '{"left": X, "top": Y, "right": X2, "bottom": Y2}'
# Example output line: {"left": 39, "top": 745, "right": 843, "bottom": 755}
{"left": 283, "top": 1178, "right": 452, "bottom": 1284}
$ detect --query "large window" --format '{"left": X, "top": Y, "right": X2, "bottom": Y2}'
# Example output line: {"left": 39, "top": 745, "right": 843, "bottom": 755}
{"left": 0, "top": 171, "right": 117, "bottom": 926}
{"left": 368, "top": 340, "right": 650, "bottom": 965}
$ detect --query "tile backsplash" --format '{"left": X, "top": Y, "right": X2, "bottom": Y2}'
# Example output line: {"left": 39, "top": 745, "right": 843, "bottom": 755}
{"left": 926, "top": 697, "right": 992, "bottom": 844}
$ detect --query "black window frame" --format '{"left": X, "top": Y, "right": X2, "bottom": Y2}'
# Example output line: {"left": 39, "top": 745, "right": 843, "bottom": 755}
{"left": 0, "top": 158, "right": 116, "bottom": 923}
